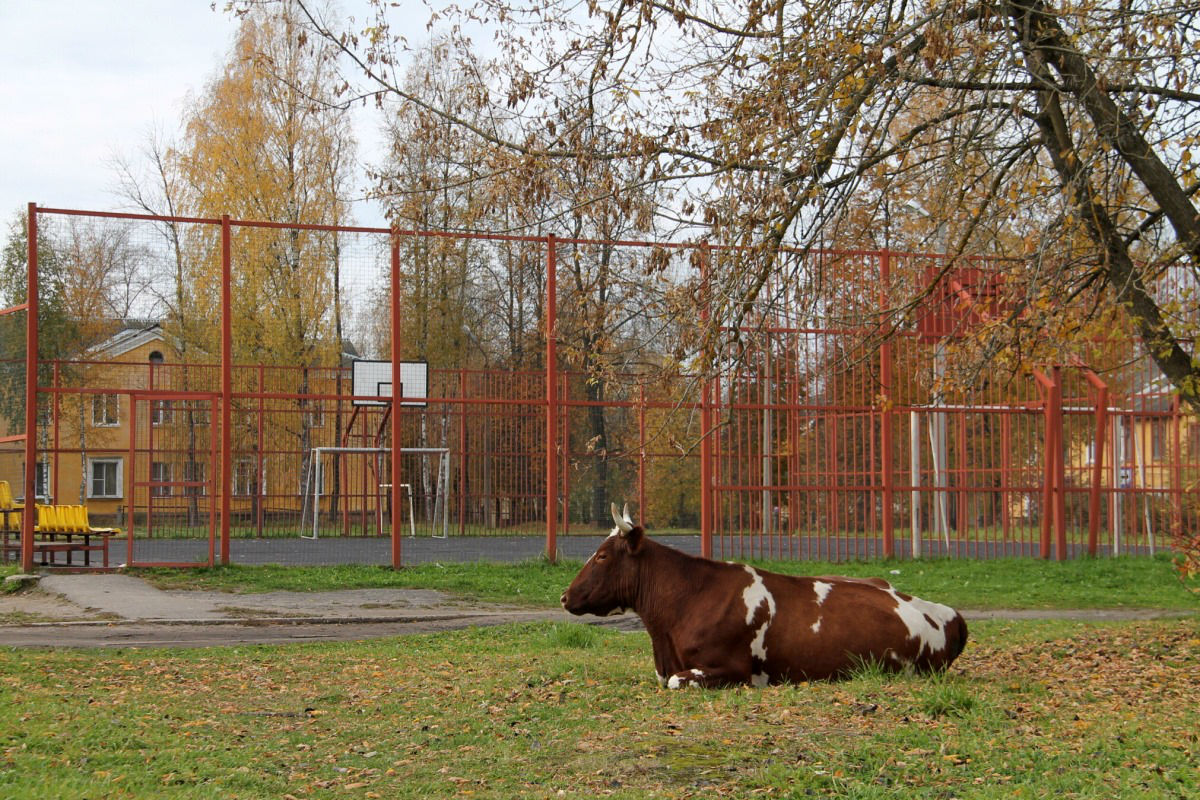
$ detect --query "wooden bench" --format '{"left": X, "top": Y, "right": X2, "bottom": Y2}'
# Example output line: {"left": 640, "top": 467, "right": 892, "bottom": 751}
{"left": 1, "top": 503, "right": 119, "bottom": 568}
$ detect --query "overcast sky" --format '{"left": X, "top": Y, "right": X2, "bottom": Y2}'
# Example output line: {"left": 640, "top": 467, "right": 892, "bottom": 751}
{"left": 0, "top": 1, "right": 388, "bottom": 231}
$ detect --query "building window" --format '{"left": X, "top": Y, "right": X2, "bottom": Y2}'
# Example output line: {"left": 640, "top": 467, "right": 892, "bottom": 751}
{"left": 305, "top": 402, "right": 324, "bottom": 429}
{"left": 151, "top": 399, "right": 173, "bottom": 425}
{"left": 92, "top": 394, "right": 119, "bottom": 427}
{"left": 150, "top": 462, "right": 172, "bottom": 497}
{"left": 234, "top": 460, "right": 264, "bottom": 497}
{"left": 185, "top": 399, "right": 211, "bottom": 426}
{"left": 1151, "top": 418, "right": 1167, "bottom": 462}
{"left": 88, "top": 458, "right": 123, "bottom": 498}
{"left": 184, "top": 461, "right": 207, "bottom": 496}
{"left": 1190, "top": 424, "right": 1199, "bottom": 459}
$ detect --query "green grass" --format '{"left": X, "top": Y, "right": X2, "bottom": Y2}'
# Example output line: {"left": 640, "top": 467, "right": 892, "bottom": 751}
{"left": 752, "top": 552, "right": 1200, "bottom": 611}
{"left": 1, "top": 618, "right": 1198, "bottom": 798}
{"left": 0, "top": 563, "right": 21, "bottom": 592}
{"left": 132, "top": 552, "right": 1200, "bottom": 611}
{"left": 133, "top": 559, "right": 577, "bottom": 607}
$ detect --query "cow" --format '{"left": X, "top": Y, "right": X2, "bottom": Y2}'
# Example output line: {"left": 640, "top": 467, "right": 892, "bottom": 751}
{"left": 560, "top": 504, "right": 968, "bottom": 688}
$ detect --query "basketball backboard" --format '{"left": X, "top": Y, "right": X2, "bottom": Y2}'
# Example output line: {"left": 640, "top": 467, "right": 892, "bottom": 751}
{"left": 351, "top": 360, "right": 428, "bottom": 407}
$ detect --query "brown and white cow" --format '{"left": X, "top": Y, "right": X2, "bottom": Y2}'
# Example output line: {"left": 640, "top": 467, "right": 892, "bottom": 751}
{"left": 561, "top": 504, "right": 968, "bottom": 688}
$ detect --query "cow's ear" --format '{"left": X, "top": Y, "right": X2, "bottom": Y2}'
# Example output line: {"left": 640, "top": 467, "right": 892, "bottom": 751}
{"left": 622, "top": 525, "right": 645, "bottom": 553}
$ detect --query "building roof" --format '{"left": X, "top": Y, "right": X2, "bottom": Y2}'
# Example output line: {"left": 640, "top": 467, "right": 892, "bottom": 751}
{"left": 86, "top": 321, "right": 167, "bottom": 360}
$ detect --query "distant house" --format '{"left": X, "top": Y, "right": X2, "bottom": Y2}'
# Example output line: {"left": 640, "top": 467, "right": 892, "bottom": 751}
{"left": 0, "top": 320, "right": 373, "bottom": 530}
{"left": 1068, "top": 369, "right": 1198, "bottom": 519}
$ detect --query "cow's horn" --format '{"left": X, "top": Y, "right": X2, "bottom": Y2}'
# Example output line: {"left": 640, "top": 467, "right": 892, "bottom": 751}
{"left": 611, "top": 502, "right": 634, "bottom": 533}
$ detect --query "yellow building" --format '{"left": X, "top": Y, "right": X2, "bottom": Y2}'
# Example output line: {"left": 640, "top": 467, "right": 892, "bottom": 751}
{"left": 1, "top": 321, "right": 379, "bottom": 534}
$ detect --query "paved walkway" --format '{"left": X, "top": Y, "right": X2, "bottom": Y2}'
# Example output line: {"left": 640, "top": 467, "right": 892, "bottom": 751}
{"left": 0, "top": 571, "right": 1192, "bottom": 649}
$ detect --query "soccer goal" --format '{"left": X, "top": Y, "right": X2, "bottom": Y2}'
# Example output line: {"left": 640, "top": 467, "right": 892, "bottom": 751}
{"left": 300, "top": 446, "right": 450, "bottom": 540}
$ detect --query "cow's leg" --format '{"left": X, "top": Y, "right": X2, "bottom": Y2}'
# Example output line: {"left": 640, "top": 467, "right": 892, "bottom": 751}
{"left": 664, "top": 664, "right": 754, "bottom": 689}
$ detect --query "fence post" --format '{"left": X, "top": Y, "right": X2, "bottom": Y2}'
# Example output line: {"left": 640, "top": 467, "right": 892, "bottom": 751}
{"left": 545, "top": 235, "right": 559, "bottom": 563}
{"left": 459, "top": 369, "right": 467, "bottom": 537}
{"left": 1052, "top": 366, "right": 1066, "bottom": 559}
{"left": 910, "top": 410, "right": 922, "bottom": 558}
{"left": 220, "top": 214, "right": 232, "bottom": 565}
{"left": 1034, "top": 367, "right": 1066, "bottom": 559}
{"left": 699, "top": 244, "right": 714, "bottom": 559}
{"left": 390, "top": 234, "right": 403, "bottom": 569}
{"left": 1034, "top": 369, "right": 1053, "bottom": 558}
{"left": 1083, "top": 369, "right": 1108, "bottom": 557}
{"left": 21, "top": 204, "right": 39, "bottom": 573}
{"left": 638, "top": 382, "right": 646, "bottom": 525}
{"left": 879, "top": 249, "right": 895, "bottom": 558}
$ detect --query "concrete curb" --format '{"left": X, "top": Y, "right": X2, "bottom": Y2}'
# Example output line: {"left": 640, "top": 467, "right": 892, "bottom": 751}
{"left": 2, "top": 610, "right": 567, "bottom": 629}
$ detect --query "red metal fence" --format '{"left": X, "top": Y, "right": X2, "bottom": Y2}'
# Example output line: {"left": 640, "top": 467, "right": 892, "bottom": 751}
{"left": 3, "top": 205, "right": 1195, "bottom": 569}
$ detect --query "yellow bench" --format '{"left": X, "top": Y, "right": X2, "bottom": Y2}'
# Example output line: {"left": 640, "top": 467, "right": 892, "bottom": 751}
{"left": 1, "top": 499, "right": 118, "bottom": 568}
{"left": 0, "top": 480, "right": 23, "bottom": 532}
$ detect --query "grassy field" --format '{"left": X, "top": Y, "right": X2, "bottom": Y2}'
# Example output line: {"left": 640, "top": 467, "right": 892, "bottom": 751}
{"left": 129, "top": 552, "right": 1200, "bottom": 611}
{"left": 1, "top": 618, "right": 1198, "bottom": 799}
{"left": 3, "top": 553, "right": 1199, "bottom": 797}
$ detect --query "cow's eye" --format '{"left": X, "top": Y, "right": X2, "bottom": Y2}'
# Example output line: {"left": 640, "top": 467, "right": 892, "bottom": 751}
{"left": 595, "top": 552, "right": 608, "bottom": 562}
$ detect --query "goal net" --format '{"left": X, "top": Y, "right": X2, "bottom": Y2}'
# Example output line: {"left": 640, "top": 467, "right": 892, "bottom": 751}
{"left": 299, "top": 446, "right": 450, "bottom": 540}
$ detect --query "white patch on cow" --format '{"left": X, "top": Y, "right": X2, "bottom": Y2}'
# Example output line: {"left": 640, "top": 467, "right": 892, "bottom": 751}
{"left": 885, "top": 588, "right": 958, "bottom": 656}
{"left": 813, "top": 580, "right": 834, "bottom": 605}
{"left": 666, "top": 669, "right": 705, "bottom": 689}
{"left": 742, "top": 566, "right": 775, "bottom": 625}
{"left": 656, "top": 671, "right": 667, "bottom": 687}
{"left": 810, "top": 618, "right": 822, "bottom": 634}
{"left": 742, "top": 566, "right": 777, "bottom": 667}
{"left": 750, "top": 672, "right": 769, "bottom": 688}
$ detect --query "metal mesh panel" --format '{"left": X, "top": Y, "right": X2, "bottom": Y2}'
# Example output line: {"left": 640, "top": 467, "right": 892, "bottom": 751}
{"left": 15, "top": 206, "right": 1196, "bottom": 567}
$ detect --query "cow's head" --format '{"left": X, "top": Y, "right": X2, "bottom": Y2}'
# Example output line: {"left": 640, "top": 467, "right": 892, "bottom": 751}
{"left": 560, "top": 503, "right": 645, "bottom": 616}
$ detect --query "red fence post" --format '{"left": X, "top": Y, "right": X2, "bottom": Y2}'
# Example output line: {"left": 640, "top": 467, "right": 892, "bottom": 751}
{"left": 390, "top": 235, "right": 404, "bottom": 569}
{"left": 1052, "top": 366, "right": 1067, "bottom": 559}
{"left": 699, "top": 244, "right": 714, "bottom": 559}
{"left": 879, "top": 250, "right": 895, "bottom": 557}
{"left": 459, "top": 369, "right": 467, "bottom": 537}
{"left": 257, "top": 364, "right": 266, "bottom": 537}
{"left": 21, "top": 204, "right": 39, "bottom": 573}
{"left": 1083, "top": 369, "right": 1108, "bottom": 557}
{"left": 545, "top": 235, "right": 559, "bottom": 563}
{"left": 1034, "top": 369, "right": 1054, "bottom": 559}
{"left": 220, "top": 215, "right": 233, "bottom": 565}
{"left": 638, "top": 382, "right": 646, "bottom": 525}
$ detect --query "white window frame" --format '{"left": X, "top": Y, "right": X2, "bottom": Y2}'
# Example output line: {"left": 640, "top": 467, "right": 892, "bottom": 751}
{"left": 150, "top": 461, "right": 173, "bottom": 497}
{"left": 88, "top": 457, "right": 124, "bottom": 499}
{"left": 306, "top": 403, "right": 325, "bottom": 429}
{"left": 151, "top": 399, "right": 174, "bottom": 426}
{"left": 184, "top": 461, "right": 208, "bottom": 497}
{"left": 234, "top": 459, "right": 266, "bottom": 497}
{"left": 92, "top": 394, "right": 120, "bottom": 427}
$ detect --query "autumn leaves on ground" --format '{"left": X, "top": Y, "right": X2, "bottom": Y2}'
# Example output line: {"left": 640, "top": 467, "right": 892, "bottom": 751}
{"left": 1, "top": 617, "right": 1197, "bottom": 799}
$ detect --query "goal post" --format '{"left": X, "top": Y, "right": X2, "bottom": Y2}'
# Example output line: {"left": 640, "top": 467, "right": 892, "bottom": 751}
{"left": 300, "top": 446, "right": 450, "bottom": 540}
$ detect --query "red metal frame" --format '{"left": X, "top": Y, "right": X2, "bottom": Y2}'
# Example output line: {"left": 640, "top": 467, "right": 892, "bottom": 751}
{"left": 125, "top": 391, "right": 219, "bottom": 568}
{"left": 14, "top": 205, "right": 1194, "bottom": 569}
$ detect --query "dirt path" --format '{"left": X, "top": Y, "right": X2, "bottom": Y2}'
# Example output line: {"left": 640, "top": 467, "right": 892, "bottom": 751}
{"left": 0, "top": 573, "right": 1192, "bottom": 649}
